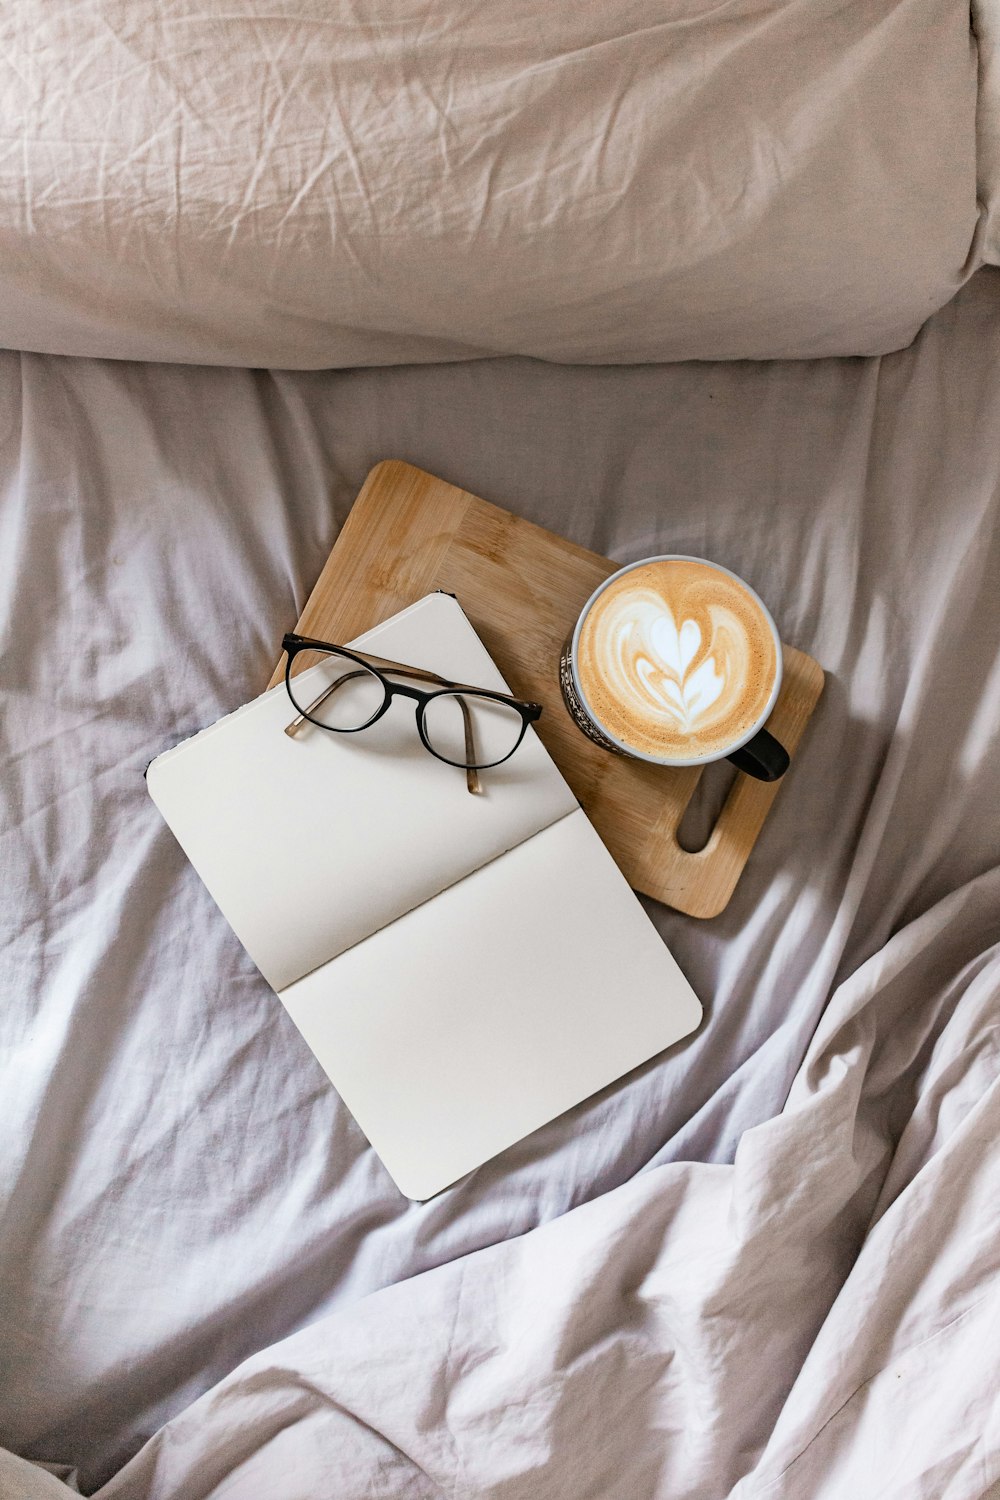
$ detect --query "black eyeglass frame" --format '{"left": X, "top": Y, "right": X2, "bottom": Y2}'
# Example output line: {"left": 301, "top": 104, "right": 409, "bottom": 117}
{"left": 281, "top": 632, "right": 544, "bottom": 773}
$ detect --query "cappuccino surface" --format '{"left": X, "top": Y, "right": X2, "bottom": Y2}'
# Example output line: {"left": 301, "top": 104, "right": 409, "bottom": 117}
{"left": 576, "top": 559, "right": 778, "bottom": 760}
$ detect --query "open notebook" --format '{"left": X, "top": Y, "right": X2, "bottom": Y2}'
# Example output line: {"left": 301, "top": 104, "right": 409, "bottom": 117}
{"left": 147, "top": 593, "right": 702, "bottom": 1198}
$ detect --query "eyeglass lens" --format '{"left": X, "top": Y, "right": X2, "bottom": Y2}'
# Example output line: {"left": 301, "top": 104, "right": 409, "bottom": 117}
{"left": 287, "top": 649, "right": 387, "bottom": 730}
{"left": 421, "top": 691, "right": 526, "bottom": 769}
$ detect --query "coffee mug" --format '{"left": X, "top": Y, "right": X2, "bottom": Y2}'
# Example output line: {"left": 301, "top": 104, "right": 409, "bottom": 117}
{"left": 560, "top": 555, "right": 789, "bottom": 782}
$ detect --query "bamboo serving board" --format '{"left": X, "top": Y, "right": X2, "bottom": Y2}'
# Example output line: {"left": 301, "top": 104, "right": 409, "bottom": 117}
{"left": 269, "top": 461, "right": 824, "bottom": 918}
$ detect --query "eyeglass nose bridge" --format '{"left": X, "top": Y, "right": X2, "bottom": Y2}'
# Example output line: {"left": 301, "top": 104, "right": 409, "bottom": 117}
{"left": 382, "top": 679, "right": 428, "bottom": 707}
{"left": 376, "top": 677, "right": 459, "bottom": 755}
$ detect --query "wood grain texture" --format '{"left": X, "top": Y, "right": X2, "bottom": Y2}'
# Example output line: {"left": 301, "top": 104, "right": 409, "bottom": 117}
{"left": 270, "top": 461, "right": 825, "bottom": 917}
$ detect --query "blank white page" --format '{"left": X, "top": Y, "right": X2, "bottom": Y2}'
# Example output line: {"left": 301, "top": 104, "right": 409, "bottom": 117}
{"left": 147, "top": 595, "right": 577, "bottom": 991}
{"left": 279, "top": 809, "right": 702, "bottom": 1200}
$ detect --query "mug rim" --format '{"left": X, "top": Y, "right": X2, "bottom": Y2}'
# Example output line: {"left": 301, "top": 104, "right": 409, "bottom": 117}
{"left": 570, "top": 554, "right": 784, "bottom": 768}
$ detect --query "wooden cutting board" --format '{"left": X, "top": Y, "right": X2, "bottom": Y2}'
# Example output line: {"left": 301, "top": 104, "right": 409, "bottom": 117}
{"left": 269, "top": 461, "right": 824, "bottom": 918}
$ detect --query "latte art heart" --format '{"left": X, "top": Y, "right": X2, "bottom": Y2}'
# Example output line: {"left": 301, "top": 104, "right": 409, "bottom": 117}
{"left": 640, "top": 613, "right": 725, "bottom": 730}
{"left": 575, "top": 559, "right": 779, "bottom": 760}
{"left": 649, "top": 614, "right": 701, "bottom": 677}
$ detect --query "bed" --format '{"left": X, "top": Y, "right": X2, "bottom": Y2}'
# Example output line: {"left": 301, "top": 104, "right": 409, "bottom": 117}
{"left": 2, "top": 2, "right": 999, "bottom": 1496}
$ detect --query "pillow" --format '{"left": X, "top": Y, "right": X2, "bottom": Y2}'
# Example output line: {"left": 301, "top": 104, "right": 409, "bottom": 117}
{"left": 974, "top": 0, "right": 1000, "bottom": 266}
{"left": 0, "top": 0, "right": 980, "bottom": 366}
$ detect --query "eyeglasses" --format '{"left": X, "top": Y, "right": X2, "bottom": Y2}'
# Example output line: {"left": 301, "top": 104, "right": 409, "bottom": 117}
{"left": 281, "top": 632, "right": 543, "bottom": 794}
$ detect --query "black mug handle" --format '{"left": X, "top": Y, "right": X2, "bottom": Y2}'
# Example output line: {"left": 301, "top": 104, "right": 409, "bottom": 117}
{"left": 727, "top": 727, "right": 789, "bottom": 782}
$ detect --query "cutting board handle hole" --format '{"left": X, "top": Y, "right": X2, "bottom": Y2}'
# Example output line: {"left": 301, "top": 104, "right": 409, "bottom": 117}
{"left": 675, "top": 759, "right": 740, "bottom": 853}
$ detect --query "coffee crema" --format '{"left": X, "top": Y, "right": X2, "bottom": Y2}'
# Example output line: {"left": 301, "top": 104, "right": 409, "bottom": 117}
{"left": 575, "top": 559, "right": 778, "bottom": 760}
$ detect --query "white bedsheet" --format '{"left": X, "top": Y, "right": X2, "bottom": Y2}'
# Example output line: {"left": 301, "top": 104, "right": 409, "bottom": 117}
{"left": 2, "top": 272, "right": 1000, "bottom": 1494}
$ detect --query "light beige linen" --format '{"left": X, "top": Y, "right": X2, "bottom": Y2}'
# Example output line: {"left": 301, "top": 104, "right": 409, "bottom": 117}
{"left": 3, "top": 270, "right": 1000, "bottom": 1495}
{"left": 0, "top": 1453, "right": 77, "bottom": 1500}
{"left": 0, "top": 0, "right": 979, "bottom": 367}
{"left": 95, "top": 875, "right": 1000, "bottom": 1499}
{"left": 974, "top": 0, "right": 1000, "bottom": 263}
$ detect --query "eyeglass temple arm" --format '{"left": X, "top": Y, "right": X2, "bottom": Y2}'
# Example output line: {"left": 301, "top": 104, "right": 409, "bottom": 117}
{"left": 284, "top": 662, "right": 482, "bottom": 795}
{"left": 459, "top": 696, "right": 479, "bottom": 795}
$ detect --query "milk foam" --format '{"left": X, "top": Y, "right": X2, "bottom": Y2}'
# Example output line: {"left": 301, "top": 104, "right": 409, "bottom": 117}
{"left": 575, "top": 560, "right": 778, "bottom": 760}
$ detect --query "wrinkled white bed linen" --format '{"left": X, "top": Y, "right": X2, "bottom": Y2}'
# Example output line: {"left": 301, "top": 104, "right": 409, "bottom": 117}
{"left": 2, "top": 271, "right": 1000, "bottom": 1495}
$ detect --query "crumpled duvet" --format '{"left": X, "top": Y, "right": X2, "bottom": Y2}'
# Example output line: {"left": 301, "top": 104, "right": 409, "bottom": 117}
{"left": 2, "top": 271, "right": 1000, "bottom": 1495}
{"left": 93, "top": 871, "right": 1000, "bottom": 1498}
